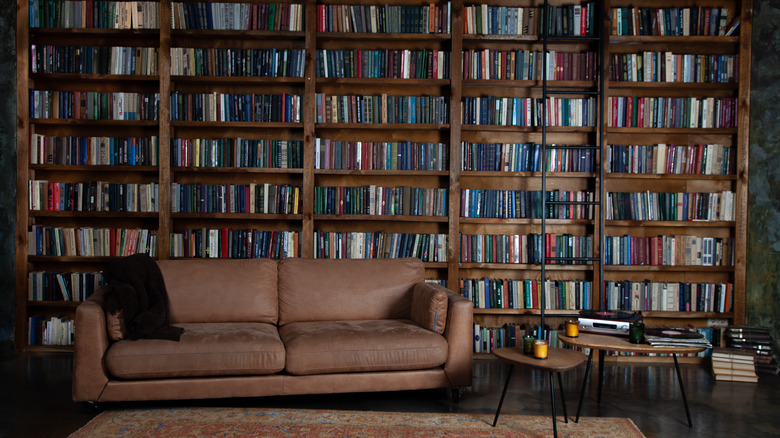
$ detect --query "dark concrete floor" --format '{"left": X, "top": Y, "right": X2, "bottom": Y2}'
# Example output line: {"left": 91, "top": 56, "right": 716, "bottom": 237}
{"left": 3, "top": 347, "right": 780, "bottom": 438}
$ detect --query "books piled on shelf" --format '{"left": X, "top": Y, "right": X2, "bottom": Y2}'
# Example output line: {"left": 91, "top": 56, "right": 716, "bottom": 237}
{"left": 643, "top": 326, "right": 712, "bottom": 348}
{"left": 726, "top": 326, "right": 779, "bottom": 375}
{"left": 711, "top": 347, "right": 758, "bottom": 383}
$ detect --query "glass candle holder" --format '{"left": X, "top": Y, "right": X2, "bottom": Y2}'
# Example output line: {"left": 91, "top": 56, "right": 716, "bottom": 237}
{"left": 629, "top": 322, "right": 645, "bottom": 344}
{"left": 523, "top": 335, "right": 534, "bottom": 354}
{"left": 565, "top": 319, "right": 579, "bottom": 337}
{"left": 533, "top": 340, "right": 548, "bottom": 359}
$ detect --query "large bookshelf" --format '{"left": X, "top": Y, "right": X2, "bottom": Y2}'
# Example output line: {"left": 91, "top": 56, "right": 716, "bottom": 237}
{"left": 15, "top": 0, "right": 750, "bottom": 353}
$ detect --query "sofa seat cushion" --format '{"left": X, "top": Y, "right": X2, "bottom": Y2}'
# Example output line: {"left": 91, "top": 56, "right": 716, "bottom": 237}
{"left": 105, "top": 322, "right": 285, "bottom": 379}
{"left": 280, "top": 319, "right": 448, "bottom": 376}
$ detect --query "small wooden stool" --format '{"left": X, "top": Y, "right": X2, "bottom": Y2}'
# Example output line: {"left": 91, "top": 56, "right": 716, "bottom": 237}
{"left": 492, "top": 347, "right": 587, "bottom": 438}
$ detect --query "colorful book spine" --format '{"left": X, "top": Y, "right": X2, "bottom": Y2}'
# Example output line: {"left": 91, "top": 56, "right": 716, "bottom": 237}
{"left": 28, "top": 226, "right": 158, "bottom": 257}
{"left": 171, "top": 138, "right": 303, "bottom": 169}
{"left": 29, "top": 134, "right": 158, "bottom": 166}
{"left": 604, "top": 280, "right": 734, "bottom": 313}
{"left": 313, "top": 231, "right": 447, "bottom": 262}
{"left": 605, "top": 191, "right": 735, "bottom": 221}
{"left": 460, "top": 278, "right": 592, "bottom": 310}
{"left": 28, "top": 181, "right": 159, "bottom": 212}
{"left": 316, "top": 139, "right": 447, "bottom": 171}
{"left": 169, "top": 229, "right": 299, "bottom": 259}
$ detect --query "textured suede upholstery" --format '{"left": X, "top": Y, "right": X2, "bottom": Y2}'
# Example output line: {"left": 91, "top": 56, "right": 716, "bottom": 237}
{"left": 280, "top": 319, "right": 448, "bottom": 375}
{"left": 72, "top": 258, "right": 472, "bottom": 403}
{"left": 105, "top": 322, "right": 285, "bottom": 379}
{"left": 159, "top": 258, "right": 278, "bottom": 324}
{"left": 277, "top": 258, "right": 423, "bottom": 324}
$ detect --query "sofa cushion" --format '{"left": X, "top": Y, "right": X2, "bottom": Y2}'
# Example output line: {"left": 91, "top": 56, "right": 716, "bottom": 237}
{"left": 157, "top": 259, "right": 278, "bottom": 324}
{"left": 278, "top": 258, "right": 425, "bottom": 325}
{"left": 280, "top": 319, "right": 448, "bottom": 376}
{"left": 411, "top": 283, "right": 448, "bottom": 334}
{"left": 105, "top": 322, "right": 285, "bottom": 379}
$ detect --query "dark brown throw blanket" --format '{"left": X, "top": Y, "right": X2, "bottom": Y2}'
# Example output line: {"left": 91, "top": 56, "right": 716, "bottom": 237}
{"left": 103, "top": 254, "right": 183, "bottom": 341}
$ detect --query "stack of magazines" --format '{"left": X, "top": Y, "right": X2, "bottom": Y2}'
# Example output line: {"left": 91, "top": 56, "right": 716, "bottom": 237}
{"left": 643, "top": 326, "right": 712, "bottom": 348}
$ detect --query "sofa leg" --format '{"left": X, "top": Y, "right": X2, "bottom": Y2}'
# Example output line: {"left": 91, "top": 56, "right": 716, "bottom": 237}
{"left": 451, "top": 388, "right": 461, "bottom": 403}
{"left": 81, "top": 401, "right": 102, "bottom": 414}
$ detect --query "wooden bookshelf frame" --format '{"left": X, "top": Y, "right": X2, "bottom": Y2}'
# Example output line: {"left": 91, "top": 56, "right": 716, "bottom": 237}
{"left": 15, "top": 0, "right": 750, "bottom": 352}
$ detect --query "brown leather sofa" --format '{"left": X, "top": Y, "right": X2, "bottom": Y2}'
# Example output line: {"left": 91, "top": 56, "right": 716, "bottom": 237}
{"left": 72, "top": 257, "right": 473, "bottom": 403}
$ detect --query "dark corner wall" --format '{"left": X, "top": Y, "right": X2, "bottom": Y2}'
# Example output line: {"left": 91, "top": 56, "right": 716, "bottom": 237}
{"left": 747, "top": 0, "right": 780, "bottom": 338}
{"left": 0, "top": 2, "right": 779, "bottom": 347}
{"left": 0, "top": 4, "right": 16, "bottom": 345}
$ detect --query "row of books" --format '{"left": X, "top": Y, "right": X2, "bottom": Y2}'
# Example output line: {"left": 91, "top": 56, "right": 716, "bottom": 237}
{"left": 28, "top": 271, "right": 103, "bottom": 302}
{"left": 28, "top": 315, "right": 73, "bottom": 346}
{"left": 462, "top": 96, "right": 597, "bottom": 127}
{"left": 608, "top": 96, "right": 738, "bottom": 129}
{"left": 169, "top": 229, "right": 299, "bottom": 259}
{"left": 313, "top": 231, "right": 447, "bottom": 262}
{"left": 30, "top": 90, "right": 159, "bottom": 121}
{"left": 316, "top": 4, "right": 452, "bottom": 34}
{"left": 538, "top": 3, "right": 598, "bottom": 36}
{"left": 463, "top": 5, "right": 536, "bottom": 36}
{"left": 171, "top": 48, "right": 305, "bottom": 78}
{"left": 610, "top": 52, "right": 738, "bottom": 83}
{"left": 604, "top": 280, "right": 733, "bottom": 313}
{"left": 29, "top": 181, "right": 159, "bottom": 212}
{"left": 605, "top": 190, "right": 735, "bottom": 222}
{"left": 725, "top": 326, "right": 778, "bottom": 376}
{"left": 315, "top": 94, "right": 448, "bottom": 124}
{"left": 316, "top": 49, "right": 450, "bottom": 80}
{"left": 606, "top": 143, "right": 735, "bottom": 176}
{"left": 459, "top": 233, "right": 593, "bottom": 265}
{"left": 463, "top": 50, "right": 597, "bottom": 82}
{"left": 461, "top": 142, "right": 595, "bottom": 173}
{"left": 28, "top": 225, "right": 158, "bottom": 257}
{"left": 460, "top": 189, "right": 594, "bottom": 220}
{"left": 604, "top": 234, "right": 734, "bottom": 267}
{"left": 31, "top": 45, "right": 157, "bottom": 75}
{"left": 711, "top": 347, "right": 759, "bottom": 382}
{"left": 460, "top": 278, "right": 592, "bottom": 311}
{"left": 29, "top": 134, "right": 159, "bottom": 166}
{"left": 314, "top": 139, "right": 448, "bottom": 171}
{"left": 611, "top": 7, "right": 732, "bottom": 36}
{"left": 473, "top": 323, "right": 563, "bottom": 354}
{"left": 171, "top": 138, "right": 303, "bottom": 169}
{"left": 170, "top": 183, "right": 301, "bottom": 215}
{"left": 172, "top": 2, "right": 303, "bottom": 31}
{"left": 313, "top": 186, "right": 447, "bottom": 217}
{"left": 30, "top": 0, "right": 160, "bottom": 29}
{"left": 170, "top": 92, "right": 302, "bottom": 123}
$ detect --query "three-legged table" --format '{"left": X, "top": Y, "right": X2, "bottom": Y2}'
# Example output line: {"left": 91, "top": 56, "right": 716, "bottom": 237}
{"left": 558, "top": 333, "right": 707, "bottom": 427}
{"left": 492, "top": 347, "right": 588, "bottom": 438}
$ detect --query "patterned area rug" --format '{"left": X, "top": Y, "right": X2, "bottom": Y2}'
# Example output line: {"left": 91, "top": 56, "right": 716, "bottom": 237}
{"left": 69, "top": 407, "right": 646, "bottom": 438}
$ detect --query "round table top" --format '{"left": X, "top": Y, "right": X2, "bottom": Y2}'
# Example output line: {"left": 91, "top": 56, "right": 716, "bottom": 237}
{"left": 493, "top": 346, "right": 588, "bottom": 372}
{"left": 558, "top": 333, "right": 708, "bottom": 354}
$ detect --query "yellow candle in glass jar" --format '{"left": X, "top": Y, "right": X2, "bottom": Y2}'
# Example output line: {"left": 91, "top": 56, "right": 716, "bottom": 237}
{"left": 565, "top": 320, "right": 579, "bottom": 337}
{"left": 533, "top": 340, "right": 548, "bottom": 359}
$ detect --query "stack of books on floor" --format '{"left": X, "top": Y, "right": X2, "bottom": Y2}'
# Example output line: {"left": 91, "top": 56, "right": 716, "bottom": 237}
{"left": 711, "top": 347, "right": 759, "bottom": 383}
{"left": 643, "top": 326, "right": 713, "bottom": 348}
{"left": 726, "top": 326, "right": 779, "bottom": 375}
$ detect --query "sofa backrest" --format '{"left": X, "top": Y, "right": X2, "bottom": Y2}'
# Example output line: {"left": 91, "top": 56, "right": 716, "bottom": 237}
{"left": 158, "top": 258, "right": 278, "bottom": 324}
{"left": 277, "top": 258, "right": 425, "bottom": 325}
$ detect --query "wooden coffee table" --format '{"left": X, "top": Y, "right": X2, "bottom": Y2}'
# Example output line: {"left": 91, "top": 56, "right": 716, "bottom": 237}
{"left": 558, "top": 333, "right": 708, "bottom": 427}
{"left": 492, "top": 346, "right": 588, "bottom": 438}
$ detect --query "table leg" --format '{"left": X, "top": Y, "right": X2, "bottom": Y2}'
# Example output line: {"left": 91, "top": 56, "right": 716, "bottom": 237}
{"left": 673, "top": 354, "right": 693, "bottom": 428}
{"left": 575, "top": 349, "right": 593, "bottom": 423}
{"left": 557, "top": 372, "right": 568, "bottom": 423}
{"left": 492, "top": 364, "right": 514, "bottom": 427}
{"left": 597, "top": 349, "right": 606, "bottom": 404}
{"left": 549, "top": 371, "right": 558, "bottom": 438}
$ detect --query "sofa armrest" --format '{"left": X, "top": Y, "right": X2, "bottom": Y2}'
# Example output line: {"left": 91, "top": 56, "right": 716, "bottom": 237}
{"left": 414, "top": 283, "right": 473, "bottom": 388}
{"left": 72, "top": 286, "right": 111, "bottom": 402}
